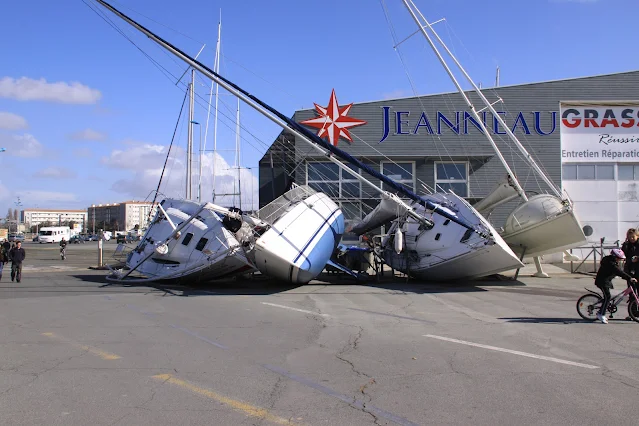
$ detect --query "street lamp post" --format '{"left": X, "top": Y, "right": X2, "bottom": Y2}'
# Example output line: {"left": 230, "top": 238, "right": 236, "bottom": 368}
{"left": 14, "top": 197, "right": 22, "bottom": 234}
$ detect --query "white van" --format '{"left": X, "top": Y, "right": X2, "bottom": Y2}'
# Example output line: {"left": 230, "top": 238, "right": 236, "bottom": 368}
{"left": 39, "top": 226, "right": 71, "bottom": 243}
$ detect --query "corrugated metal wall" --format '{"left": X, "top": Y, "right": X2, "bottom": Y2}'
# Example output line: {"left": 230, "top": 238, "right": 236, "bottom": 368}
{"left": 259, "top": 71, "right": 639, "bottom": 228}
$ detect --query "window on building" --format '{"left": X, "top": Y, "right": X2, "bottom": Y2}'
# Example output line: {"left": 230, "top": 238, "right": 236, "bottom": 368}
{"left": 435, "top": 162, "right": 468, "bottom": 197}
{"left": 340, "top": 201, "right": 362, "bottom": 242}
{"left": 306, "top": 162, "right": 361, "bottom": 198}
{"left": 618, "top": 164, "right": 639, "bottom": 180}
{"left": 381, "top": 162, "right": 415, "bottom": 193}
{"left": 563, "top": 164, "right": 616, "bottom": 180}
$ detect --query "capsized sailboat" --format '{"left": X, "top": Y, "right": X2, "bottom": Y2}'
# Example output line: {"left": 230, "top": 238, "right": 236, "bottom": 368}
{"left": 93, "top": 0, "right": 522, "bottom": 283}
{"left": 98, "top": 7, "right": 343, "bottom": 285}
{"left": 399, "top": 0, "right": 587, "bottom": 264}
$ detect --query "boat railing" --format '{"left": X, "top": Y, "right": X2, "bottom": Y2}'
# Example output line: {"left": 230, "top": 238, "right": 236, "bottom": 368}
{"left": 257, "top": 184, "right": 318, "bottom": 225}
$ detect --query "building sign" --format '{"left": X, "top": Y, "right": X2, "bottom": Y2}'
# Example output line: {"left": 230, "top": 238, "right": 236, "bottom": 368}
{"left": 560, "top": 102, "right": 639, "bottom": 163}
{"left": 379, "top": 108, "right": 558, "bottom": 143}
{"left": 299, "top": 89, "right": 367, "bottom": 147}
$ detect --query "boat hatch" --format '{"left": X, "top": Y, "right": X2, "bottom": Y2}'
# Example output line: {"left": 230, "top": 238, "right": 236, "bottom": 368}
{"left": 151, "top": 258, "right": 180, "bottom": 265}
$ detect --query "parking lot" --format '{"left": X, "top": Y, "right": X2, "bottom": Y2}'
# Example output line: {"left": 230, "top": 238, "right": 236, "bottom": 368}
{"left": 0, "top": 242, "right": 637, "bottom": 425}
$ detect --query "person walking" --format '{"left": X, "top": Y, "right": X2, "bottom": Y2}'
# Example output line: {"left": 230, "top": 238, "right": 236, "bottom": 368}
{"left": 59, "top": 237, "right": 67, "bottom": 260}
{"left": 9, "top": 241, "right": 25, "bottom": 283}
{"left": 0, "top": 243, "right": 7, "bottom": 281}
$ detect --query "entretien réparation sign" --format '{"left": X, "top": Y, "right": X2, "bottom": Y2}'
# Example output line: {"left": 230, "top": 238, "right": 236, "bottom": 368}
{"left": 560, "top": 101, "right": 639, "bottom": 163}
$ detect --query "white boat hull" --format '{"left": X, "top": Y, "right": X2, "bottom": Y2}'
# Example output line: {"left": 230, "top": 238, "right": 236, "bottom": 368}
{"left": 382, "top": 193, "right": 523, "bottom": 281}
{"left": 124, "top": 199, "right": 255, "bottom": 282}
{"left": 254, "top": 190, "right": 344, "bottom": 284}
{"left": 502, "top": 195, "right": 587, "bottom": 258}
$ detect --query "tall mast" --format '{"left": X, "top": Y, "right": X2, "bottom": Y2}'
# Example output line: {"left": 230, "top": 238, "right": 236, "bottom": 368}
{"left": 400, "top": 0, "right": 527, "bottom": 201}
{"left": 186, "top": 68, "right": 195, "bottom": 200}
{"left": 212, "top": 12, "right": 221, "bottom": 202}
{"left": 92, "top": 0, "right": 484, "bottom": 236}
{"left": 203, "top": 12, "right": 220, "bottom": 203}
{"left": 402, "top": 0, "right": 562, "bottom": 199}
{"left": 235, "top": 97, "right": 242, "bottom": 210}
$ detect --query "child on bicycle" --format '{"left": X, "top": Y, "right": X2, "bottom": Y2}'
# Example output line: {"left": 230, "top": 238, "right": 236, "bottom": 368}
{"left": 595, "top": 248, "right": 638, "bottom": 323}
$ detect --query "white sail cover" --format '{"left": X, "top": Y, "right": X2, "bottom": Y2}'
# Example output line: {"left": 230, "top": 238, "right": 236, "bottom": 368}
{"left": 351, "top": 194, "right": 407, "bottom": 235}
{"left": 473, "top": 175, "right": 520, "bottom": 215}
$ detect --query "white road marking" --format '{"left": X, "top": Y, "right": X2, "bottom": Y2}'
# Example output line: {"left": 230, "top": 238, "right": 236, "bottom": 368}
{"left": 424, "top": 334, "right": 599, "bottom": 369}
{"left": 261, "top": 302, "right": 330, "bottom": 317}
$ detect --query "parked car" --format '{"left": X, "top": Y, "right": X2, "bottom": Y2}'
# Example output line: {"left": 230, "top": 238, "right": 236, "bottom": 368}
{"left": 70, "top": 235, "right": 85, "bottom": 244}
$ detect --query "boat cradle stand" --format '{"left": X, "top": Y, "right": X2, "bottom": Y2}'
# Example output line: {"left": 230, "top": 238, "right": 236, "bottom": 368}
{"left": 512, "top": 245, "right": 549, "bottom": 280}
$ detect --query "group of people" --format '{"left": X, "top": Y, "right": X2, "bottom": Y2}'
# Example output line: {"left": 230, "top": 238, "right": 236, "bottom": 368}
{"left": 0, "top": 240, "right": 26, "bottom": 283}
{"left": 594, "top": 228, "right": 639, "bottom": 323}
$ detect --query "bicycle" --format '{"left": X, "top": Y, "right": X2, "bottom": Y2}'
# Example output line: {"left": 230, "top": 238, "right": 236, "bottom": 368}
{"left": 577, "top": 284, "right": 639, "bottom": 322}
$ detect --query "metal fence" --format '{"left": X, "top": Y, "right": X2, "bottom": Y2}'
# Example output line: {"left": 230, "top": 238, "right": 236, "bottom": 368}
{"left": 569, "top": 238, "right": 621, "bottom": 274}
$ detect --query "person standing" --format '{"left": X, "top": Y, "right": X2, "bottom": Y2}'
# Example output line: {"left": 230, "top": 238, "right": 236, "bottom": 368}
{"left": 621, "top": 228, "right": 639, "bottom": 281}
{"left": 0, "top": 243, "right": 6, "bottom": 281}
{"left": 59, "top": 237, "right": 67, "bottom": 260}
{"left": 9, "top": 241, "right": 25, "bottom": 283}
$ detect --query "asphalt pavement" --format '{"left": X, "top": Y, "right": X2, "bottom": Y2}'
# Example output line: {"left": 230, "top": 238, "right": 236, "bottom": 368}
{"left": 0, "top": 242, "right": 637, "bottom": 425}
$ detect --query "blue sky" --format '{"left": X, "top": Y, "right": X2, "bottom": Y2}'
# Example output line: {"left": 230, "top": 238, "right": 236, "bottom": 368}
{"left": 0, "top": 0, "right": 637, "bottom": 218}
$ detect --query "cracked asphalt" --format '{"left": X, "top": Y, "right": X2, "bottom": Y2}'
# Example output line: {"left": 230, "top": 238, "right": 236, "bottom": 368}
{"left": 0, "top": 242, "right": 638, "bottom": 425}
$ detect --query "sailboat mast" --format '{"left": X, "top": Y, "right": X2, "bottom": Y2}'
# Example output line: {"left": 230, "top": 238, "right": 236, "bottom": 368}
{"left": 235, "top": 98, "right": 242, "bottom": 210}
{"left": 403, "top": 0, "right": 562, "bottom": 199}
{"left": 203, "top": 13, "right": 220, "bottom": 203}
{"left": 92, "top": 0, "right": 483, "bottom": 236}
{"left": 186, "top": 68, "right": 195, "bottom": 200}
{"left": 400, "top": 0, "right": 527, "bottom": 202}
{"left": 212, "top": 13, "right": 221, "bottom": 202}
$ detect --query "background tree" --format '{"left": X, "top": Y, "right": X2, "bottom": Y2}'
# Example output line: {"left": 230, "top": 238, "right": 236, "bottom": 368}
{"left": 12, "top": 210, "right": 18, "bottom": 221}
{"left": 6, "top": 208, "right": 13, "bottom": 220}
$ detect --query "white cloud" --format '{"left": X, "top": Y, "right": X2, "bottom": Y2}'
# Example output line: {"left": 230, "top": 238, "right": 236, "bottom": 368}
{"left": 0, "top": 132, "right": 43, "bottom": 157}
{"left": 20, "top": 191, "right": 78, "bottom": 205}
{"left": 101, "top": 143, "right": 168, "bottom": 170}
{"left": 74, "top": 147, "right": 93, "bottom": 158}
{"left": 104, "top": 142, "right": 258, "bottom": 210}
{"left": 0, "top": 77, "right": 102, "bottom": 104}
{"left": 33, "top": 167, "right": 77, "bottom": 179}
{"left": 0, "top": 112, "right": 27, "bottom": 130}
{"left": 68, "top": 128, "right": 107, "bottom": 141}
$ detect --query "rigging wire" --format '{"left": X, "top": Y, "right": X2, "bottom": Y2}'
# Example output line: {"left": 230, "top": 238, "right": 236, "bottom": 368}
{"left": 147, "top": 87, "right": 190, "bottom": 224}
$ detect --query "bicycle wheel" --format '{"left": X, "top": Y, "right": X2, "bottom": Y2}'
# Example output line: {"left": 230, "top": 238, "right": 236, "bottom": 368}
{"left": 577, "top": 294, "right": 602, "bottom": 321}
{"left": 628, "top": 300, "right": 639, "bottom": 323}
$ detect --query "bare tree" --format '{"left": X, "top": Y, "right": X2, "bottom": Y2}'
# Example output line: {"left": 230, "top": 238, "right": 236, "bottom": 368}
{"left": 13, "top": 210, "right": 18, "bottom": 221}
{"left": 6, "top": 208, "right": 13, "bottom": 220}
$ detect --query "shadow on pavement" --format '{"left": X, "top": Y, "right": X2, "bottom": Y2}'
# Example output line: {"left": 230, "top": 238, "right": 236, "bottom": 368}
{"left": 499, "top": 316, "right": 636, "bottom": 324}
{"left": 66, "top": 271, "right": 528, "bottom": 297}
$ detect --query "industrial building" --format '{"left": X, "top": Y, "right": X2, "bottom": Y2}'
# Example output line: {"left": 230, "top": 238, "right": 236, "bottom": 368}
{"left": 20, "top": 209, "right": 88, "bottom": 231}
{"left": 260, "top": 70, "right": 639, "bottom": 252}
{"left": 87, "top": 201, "right": 158, "bottom": 233}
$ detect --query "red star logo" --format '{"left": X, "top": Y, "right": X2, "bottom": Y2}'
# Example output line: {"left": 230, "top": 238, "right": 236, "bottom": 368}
{"left": 300, "top": 89, "right": 367, "bottom": 146}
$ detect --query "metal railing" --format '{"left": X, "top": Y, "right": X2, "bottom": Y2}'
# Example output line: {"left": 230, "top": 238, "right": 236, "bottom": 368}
{"left": 569, "top": 238, "right": 621, "bottom": 274}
